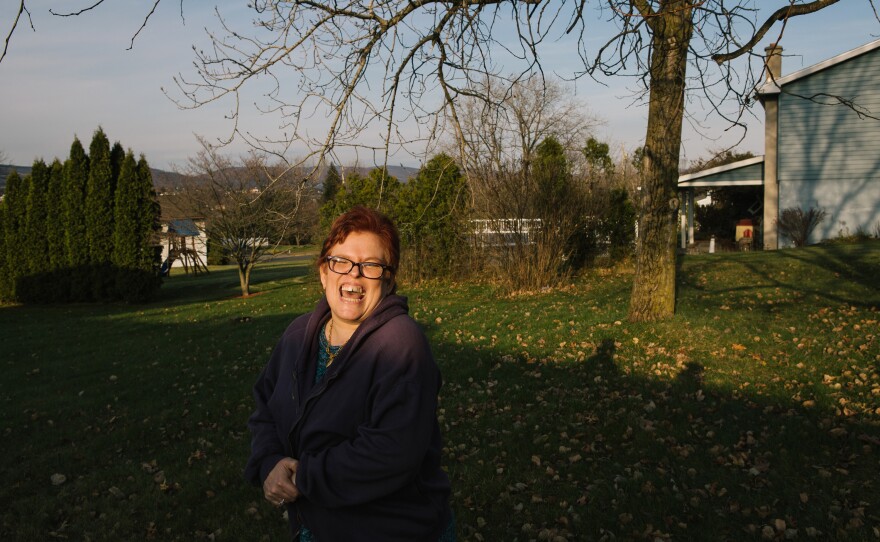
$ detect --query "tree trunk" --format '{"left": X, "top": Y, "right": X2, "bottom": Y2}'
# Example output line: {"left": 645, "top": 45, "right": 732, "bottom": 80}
{"left": 238, "top": 262, "right": 252, "bottom": 297}
{"left": 628, "top": 2, "right": 694, "bottom": 322}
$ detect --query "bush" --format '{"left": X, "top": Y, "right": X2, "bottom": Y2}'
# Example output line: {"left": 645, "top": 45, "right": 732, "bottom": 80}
{"left": 776, "top": 206, "right": 826, "bottom": 247}
{"left": 207, "top": 239, "right": 230, "bottom": 265}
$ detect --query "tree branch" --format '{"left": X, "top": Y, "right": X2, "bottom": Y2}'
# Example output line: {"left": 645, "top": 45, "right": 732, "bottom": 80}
{"left": 49, "top": 0, "right": 108, "bottom": 17}
{"left": 712, "top": 0, "right": 842, "bottom": 63}
{"left": 1, "top": 0, "right": 32, "bottom": 64}
{"left": 127, "top": 0, "right": 164, "bottom": 50}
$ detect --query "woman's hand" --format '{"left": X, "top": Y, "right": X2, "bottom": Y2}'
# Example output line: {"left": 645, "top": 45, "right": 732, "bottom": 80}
{"left": 263, "top": 457, "right": 300, "bottom": 507}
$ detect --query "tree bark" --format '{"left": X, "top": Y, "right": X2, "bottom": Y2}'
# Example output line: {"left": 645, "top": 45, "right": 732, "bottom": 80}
{"left": 239, "top": 262, "right": 252, "bottom": 297}
{"left": 628, "top": 1, "right": 694, "bottom": 322}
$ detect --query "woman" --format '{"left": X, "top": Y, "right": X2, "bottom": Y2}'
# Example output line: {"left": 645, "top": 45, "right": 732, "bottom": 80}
{"left": 245, "top": 206, "right": 454, "bottom": 541}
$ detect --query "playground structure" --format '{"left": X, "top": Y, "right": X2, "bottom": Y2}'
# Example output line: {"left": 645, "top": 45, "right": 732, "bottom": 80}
{"left": 160, "top": 219, "right": 208, "bottom": 276}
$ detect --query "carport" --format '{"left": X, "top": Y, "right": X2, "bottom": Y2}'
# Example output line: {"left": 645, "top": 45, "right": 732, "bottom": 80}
{"left": 678, "top": 156, "right": 765, "bottom": 251}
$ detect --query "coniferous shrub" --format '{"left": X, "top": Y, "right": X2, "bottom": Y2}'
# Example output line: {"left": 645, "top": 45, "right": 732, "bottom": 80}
{"left": 112, "top": 151, "right": 142, "bottom": 299}
{"left": 64, "top": 137, "right": 91, "bottom": 301}
{"left": 0, "top": 202, "right": 9, "bottom": 300}
{"left": 1, "top": 129, "right": 162, "bottom": 304}
{"left": 319, "top": 168, "right": 400, "bottom": 231}
{"left": 110, "top": 142, "right": 125, "bottom": 196}
{"left": 25, "top": 160, "right": 49, "bottom": 278}
{"left": 395, "top": 154, "right": 468, "bottom": 281}
{"left": 46, "top": 160, "right": 66, "bottom": 271}
{"left": 1, "top": 171, "right": 25, "bottom": 301}
{"left": 605, "top": 188, "right": 637, "bottom": 261}
{"left": 112, "top": 152, "right": 162, "bottom": 302}
{"left": 18, "top": 161, "right": 53, "bottom": 302}
{"left": 207, "top": 238, "right": 230, "bottom": 266}
{"left": 322, "top": 164, "right": 342, "bottom": 203}
{"left": 85, "top": 128, "right": 115, "bottom": 299}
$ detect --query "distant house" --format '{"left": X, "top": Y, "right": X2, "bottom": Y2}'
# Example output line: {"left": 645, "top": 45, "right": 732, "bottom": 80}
{"left": 679, "top": 39, "right": 880, "bottom": 248}
{"left": 471, "top": 218, "right": 541, "bottom": 247}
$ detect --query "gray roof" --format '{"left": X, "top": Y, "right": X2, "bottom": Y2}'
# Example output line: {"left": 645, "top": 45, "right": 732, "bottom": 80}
{"left": 758, "top": 38, "right": 880, "bottom": 96}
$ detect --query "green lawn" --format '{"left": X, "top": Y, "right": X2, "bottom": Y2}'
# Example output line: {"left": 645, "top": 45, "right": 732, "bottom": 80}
{"left": 1, "top": 243, "right": 879, "bottom": 541}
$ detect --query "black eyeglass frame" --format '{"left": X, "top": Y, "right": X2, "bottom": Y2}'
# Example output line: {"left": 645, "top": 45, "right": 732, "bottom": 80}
{"left": 323, "top": 255, "right": 395, "bottom": 279}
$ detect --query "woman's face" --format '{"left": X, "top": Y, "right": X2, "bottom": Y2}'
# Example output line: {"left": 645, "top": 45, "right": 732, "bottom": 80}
{"left": 320, "top": 231, "right": 394, "bottom": 329}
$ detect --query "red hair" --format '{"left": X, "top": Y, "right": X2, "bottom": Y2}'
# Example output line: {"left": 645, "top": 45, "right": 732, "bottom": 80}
{"left": 318, "top": 206, "right": 400, "bottom": 273}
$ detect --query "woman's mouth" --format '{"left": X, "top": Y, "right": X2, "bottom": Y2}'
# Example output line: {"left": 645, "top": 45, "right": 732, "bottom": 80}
{"left": 340, "top": 284, "right": 365, "bottom": 302}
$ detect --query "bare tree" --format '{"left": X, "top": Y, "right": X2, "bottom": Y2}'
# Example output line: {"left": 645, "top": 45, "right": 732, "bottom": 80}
{"left": 452, "top": 75, "right": 598, "bottom": 173}
{"left": 450, "top": 77, "right": 595, "bottom": 289}
{"left": 7, "top": 0, "right": 877, "bottom": 320}
{"left": 453, "top": 74, "right": 597, "bottom": 219}
{"left": 172, "top": 138, "right": 312, "bottom": 296}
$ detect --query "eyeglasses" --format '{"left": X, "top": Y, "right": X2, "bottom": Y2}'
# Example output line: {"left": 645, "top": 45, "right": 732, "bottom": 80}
{"left": 324, "top": 256, "right": 394, "bottom": 279}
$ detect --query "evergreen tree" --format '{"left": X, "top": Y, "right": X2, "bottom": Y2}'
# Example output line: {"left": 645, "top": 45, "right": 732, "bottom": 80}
{"left": 111, "top": 151, "right": 161, "bottom": 301}
{"left": 322, "top": 164, "right": 342, "bottom": 203}
{"left": 0, "top": 204, "right": 7, "bottom": 300}
{"left": 531, "top": 136, "right": 586, "bottom": 279}
{"left": 2, "top": 171, "right": 29, "bottom": 300}
{"left": 605, "top": 188, "right": 637, "bottom": 261}
{"left": 532, "top": 136, "right": 571, "bottom": 213}
{"left": 110, "top": 141, "right": 124, "bottom": 200}
{"left": 24, "top": 160, "right": 50, "bottom": 277}
{"left": 133, "top": 155, "right": 162, "bottom": 300}
{"left": 582, "top": 137, "right": 616, "bottom": 178}
{"left": 0, "top": 170, "right": 24, "bottom": 300}
{"left": 136, "top": 155, "right": 161, "bottom": 270}
{"left": 396, "top": 154, "right": 468, "bottom": 280}
{"left": 63, "top": 137, "right": 90, "bottom": 301}
{"left": 18, "top": 160, "right": 59, "bottom": 302}
{"left": 319, "top": 168, "right": 401, "bottom": 231}
{"left": 112, "top": 151, "right": 140, "bottom": 269}
{"left": 85, "top": 128, "right": 114, "bottom": 298}
{"left": 46, "top": 159, "right": 66, "bottom": 271}
{"left": 86, "top": 128, "right": 113, "bottom": 263}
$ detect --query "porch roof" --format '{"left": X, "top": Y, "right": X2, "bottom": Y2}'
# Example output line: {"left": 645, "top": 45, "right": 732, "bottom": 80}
{"left": 677, "top": 156, "right": 765, "bottom": 188}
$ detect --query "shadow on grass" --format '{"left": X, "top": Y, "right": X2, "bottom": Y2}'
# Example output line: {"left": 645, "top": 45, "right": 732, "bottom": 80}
{"left": 435, "top": 329, "right": 879, "bottom": 541}
{"left": 675, "top": 243, "right": 880, "bottom": 316}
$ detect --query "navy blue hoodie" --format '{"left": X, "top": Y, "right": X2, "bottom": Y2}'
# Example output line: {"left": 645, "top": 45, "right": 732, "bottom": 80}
{"left": 245, "top": 294, "right": 452, "bottom": 541}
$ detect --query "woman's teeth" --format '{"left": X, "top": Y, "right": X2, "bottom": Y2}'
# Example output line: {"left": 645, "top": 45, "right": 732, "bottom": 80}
{"left": 340, "top": 285, "right": 365, "bottom": 299}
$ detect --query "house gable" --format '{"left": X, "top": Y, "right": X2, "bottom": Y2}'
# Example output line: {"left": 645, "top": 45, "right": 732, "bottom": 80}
{"left": 776, "top": 41, "right": 880, "bottom": 241}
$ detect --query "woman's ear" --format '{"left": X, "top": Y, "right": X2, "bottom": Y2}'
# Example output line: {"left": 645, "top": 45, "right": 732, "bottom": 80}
{"left": 319, "top": 263, "right": 328, "bottom": 290}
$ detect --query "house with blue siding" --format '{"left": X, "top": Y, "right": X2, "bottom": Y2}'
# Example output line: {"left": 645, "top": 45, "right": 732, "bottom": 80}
{"left": 679, "top": 38, "right": 880, "bottom": 249}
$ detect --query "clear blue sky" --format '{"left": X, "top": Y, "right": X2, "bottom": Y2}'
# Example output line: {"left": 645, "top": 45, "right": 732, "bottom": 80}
{"left": 1, "top": 1, "right": 878, "bottom": 170}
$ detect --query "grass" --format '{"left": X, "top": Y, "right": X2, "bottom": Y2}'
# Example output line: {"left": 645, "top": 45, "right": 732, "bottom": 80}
{"left": 1, "top": 242, "right": 879, "bottom": 541}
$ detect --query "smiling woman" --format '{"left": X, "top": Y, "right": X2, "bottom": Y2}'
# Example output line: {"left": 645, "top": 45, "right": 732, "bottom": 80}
{"left": 245, "top": 206, "right": 455, "bottom": 541}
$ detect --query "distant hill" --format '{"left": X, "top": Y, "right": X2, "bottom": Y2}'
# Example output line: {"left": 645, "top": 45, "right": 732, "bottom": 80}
{"left": 0, "top": 164, "right": 32, "bottom": 193}
{"left": 315, "top": 164, "right": 420, "bottom": 184}
{"left": 1, "top": 163, "right": 420, "bottom": 196}
{"left": 1, "top": 164, "right": 182, "bottom": 196}
{"left": 153, "top": 164, "right": 421, "bottom": 193}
